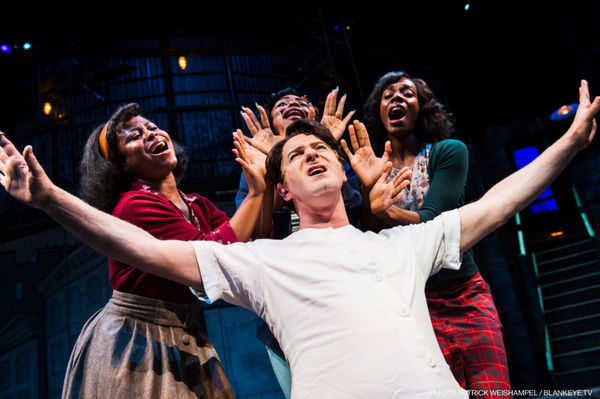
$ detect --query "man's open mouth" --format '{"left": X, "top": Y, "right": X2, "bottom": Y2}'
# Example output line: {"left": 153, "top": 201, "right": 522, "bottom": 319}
{"left": 308, "top": 165, "right": 327, "bottom": 176}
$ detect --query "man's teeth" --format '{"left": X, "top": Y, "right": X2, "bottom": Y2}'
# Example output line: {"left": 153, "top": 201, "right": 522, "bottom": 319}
{"left": 310, "top": 167, "right": 325, "bottom": 176}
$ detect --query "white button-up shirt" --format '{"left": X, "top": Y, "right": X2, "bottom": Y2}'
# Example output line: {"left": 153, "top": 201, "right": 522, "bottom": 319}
{"left": 191, "top": 210, "right": 468, "bottom": 399}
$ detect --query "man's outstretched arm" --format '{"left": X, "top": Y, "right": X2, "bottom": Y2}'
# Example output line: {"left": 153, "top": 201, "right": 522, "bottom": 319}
{"left": 459, "top": 80, "right": 600, "bottom": 253}
{"left": 0, "top": 135, "right": 202, "bottom": 290}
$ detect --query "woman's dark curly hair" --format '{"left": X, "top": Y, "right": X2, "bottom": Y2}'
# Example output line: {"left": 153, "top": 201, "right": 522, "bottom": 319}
{"left": 79, "top": 103, "right": 188, "bottom": 213}
{"left": 363, "top": 71, "right": 455, "bottom": 154}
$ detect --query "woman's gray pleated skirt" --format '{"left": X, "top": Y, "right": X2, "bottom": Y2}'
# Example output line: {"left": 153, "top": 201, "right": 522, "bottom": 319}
{"left": 61, "top": 290, "right": 234, "bottom": 398}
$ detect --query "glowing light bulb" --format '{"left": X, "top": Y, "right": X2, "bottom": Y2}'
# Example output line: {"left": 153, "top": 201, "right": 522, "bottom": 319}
{"left": 43, "top": 102, "right": 52, "bottom": 115}
{"left": 178, "top": 56, "right": 187, "bottom": 70}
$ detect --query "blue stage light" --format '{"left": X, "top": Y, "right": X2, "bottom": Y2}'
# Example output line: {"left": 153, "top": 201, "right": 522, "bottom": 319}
{"left": 1, "top": 44, "right": 11, "bottom": 54}
{"left": 23, "top": 42, "right": 31, "bottom": 50}
{"left": 465, "top": 3, "right": 470, "bottom": 10}
{"left": 513, "top": 147, "right": 558, "bottom": 213}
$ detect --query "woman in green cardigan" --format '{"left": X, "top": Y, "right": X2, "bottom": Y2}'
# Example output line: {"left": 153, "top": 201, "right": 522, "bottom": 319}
{"left": 343, "top": 71, "right": 511, "bottom": 395}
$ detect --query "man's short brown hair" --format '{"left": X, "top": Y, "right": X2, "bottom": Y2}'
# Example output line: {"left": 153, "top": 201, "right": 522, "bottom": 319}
{"left": 266, "top": 119, "right": 346, "bottom": 185}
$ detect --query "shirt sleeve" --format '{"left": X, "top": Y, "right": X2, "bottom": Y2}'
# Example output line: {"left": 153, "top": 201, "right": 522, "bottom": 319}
{"left": 415, "top": 139, "right": 469, "bottom": 222}
{"left": 384, "top": 210, "right": 462, "bottom": 280}
{"left": 188, "top": 240, "right": 264, "bottom": 313}
{"left": 114, "top": 191, "right": 235, "bottom": 243}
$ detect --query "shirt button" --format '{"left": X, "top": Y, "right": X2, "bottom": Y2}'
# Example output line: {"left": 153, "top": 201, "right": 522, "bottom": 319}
{"left": 400, "top": 308, "right": 410, "bottom": 317}
{"left": 181, "top": 334, "right": 191, "bottom": 345}
{"left": 374, "top": 274, "right": 383, "bottom": 282}
{"left": 426, "top": 356, "right": 437, "bottom": 367}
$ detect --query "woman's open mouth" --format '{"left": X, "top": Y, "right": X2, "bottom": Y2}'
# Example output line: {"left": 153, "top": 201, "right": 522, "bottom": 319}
{"left": 388, "top": 106, "right": 407, "bottom": 124}
{"left": 150, "top": 141, "right": 169, "bottom": 155}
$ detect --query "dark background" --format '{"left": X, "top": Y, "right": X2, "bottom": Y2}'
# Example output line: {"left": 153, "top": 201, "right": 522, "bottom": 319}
{"left": 1, "top": 1, "right": 599, "bottom": 397}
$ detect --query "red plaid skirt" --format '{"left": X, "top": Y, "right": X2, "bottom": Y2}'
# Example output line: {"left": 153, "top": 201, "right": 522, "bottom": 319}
{"left": 426, "top": 272, "right": 512, "bottom": 398}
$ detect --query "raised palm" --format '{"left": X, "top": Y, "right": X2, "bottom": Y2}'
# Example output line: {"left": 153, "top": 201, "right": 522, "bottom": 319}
{"left": 241, "top": 105, "right": 285, "bottom": 155}
{"left": 340, "top": 120, "right": 390, "bottom": 189}
{"left": 233, "top": 130, "right": 266, "bottom": 196}
{"left": 568, "top": 80, "right": 600, "bottom": 150}
{"left": 318, "top": 88, "right": 355, "bottom": 141}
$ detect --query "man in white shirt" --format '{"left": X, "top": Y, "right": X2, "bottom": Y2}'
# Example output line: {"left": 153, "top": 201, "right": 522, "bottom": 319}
{"left": 1, "top": 81, "right": 598, "bottom": 398}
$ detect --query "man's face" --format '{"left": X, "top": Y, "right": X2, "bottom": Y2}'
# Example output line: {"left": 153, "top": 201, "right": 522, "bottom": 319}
{"left": 277, "top": 134, "right": 346, "bottom": 204}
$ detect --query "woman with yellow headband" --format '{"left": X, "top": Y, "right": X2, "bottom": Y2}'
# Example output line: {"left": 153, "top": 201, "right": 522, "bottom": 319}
{"left": 61, "top": 103, "right": 270, "bottom": 398}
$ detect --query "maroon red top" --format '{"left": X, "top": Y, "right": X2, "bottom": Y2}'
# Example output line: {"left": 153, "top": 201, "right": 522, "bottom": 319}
{"left": 109, "top": 181, "right": 239, "bottom": 303}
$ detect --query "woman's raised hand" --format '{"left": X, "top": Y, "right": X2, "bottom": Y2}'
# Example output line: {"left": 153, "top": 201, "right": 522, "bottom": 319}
{"left": 319, "top": 88, "right": 355, "bottom": 141}
{"left": 340, "top": 120, "right": 390, "bottom": 190}
{"left": 232, "top": 130, "right": 266, "bottom": 197}
{"left": 369, "top": 163, "right": 411, "bottom": 216}
{"left": 240, "top": 104, "right": 284, "bottom": 155}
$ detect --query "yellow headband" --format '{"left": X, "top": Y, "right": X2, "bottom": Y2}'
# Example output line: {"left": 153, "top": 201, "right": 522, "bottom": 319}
{"left": 98, "top": 123, "right": 111, "bottom": 160}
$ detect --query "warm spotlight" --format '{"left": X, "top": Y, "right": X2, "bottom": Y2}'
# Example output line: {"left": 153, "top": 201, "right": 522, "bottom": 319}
{"left": 178, "top": 56, "right": 187, "bottom": 70}
{"left": 550, "top": 231, "right": 564, "bottom": 237}
{"left": 43, "top": 102, "right": 52, "bottom": 115}
{"left": 550, "top": 103, "right": 578, "bottom": 120}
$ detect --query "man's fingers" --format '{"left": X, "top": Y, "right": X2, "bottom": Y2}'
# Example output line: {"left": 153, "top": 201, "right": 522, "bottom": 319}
{"left": 579, "top": 80, "right": 591, "bottom": 107}
{"left": 589, "top": 96, "right": 600, "bottom": 116}
{"left": 0, "top": 133, "right": 21, "bottom": 158}
{"left": 590, "top": 118, "right": 597, "bottom": 143}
